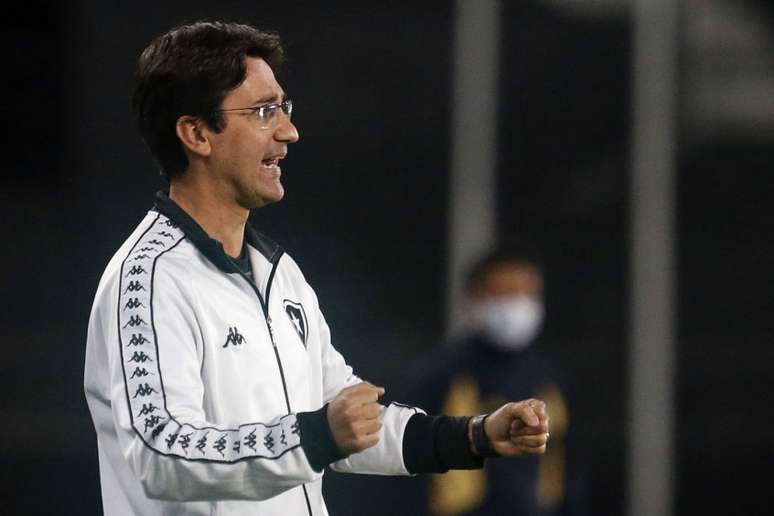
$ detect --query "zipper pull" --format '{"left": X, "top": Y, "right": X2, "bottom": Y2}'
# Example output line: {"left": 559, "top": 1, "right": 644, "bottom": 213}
{"left": 266, "top": 316, "right": 277, "bottom": 343}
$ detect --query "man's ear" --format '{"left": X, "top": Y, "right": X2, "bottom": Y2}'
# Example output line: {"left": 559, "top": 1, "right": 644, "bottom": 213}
{"left": 175, "top": 115, "right": 212, "bottom": 158}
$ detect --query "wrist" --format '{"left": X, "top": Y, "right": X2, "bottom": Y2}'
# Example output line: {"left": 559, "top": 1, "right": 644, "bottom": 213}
{"left": 297, "top": 404, "right": 348, "bottom": 472}
{"left": 404, "top": 414, "right": 483, "bottom": 473}
{"left": 469, "top": 413, "right": 498, "bottom": 458}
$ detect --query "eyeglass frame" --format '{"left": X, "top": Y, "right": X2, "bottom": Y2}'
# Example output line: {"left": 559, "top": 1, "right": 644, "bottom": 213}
{"left": 214, "top": 98, "right": 293, "bottom": 129}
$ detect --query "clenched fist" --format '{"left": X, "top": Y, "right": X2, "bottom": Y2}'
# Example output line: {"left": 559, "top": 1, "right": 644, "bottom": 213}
{"left": 480, "top": 398, "right": 550, "bottom": 457}
{"left": 327, "top": 382, "right": 385, "bottom": 455}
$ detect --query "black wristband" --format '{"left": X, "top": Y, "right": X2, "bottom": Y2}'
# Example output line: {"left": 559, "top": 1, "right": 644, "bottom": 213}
{"left": 403, "top": 413, "right": 484, "bottom": 473}
{"left": 470, "top": 414, "right": 499, "bottom": 458}
{"left": 297, "top": 404, "right": 347, "bottom": 472}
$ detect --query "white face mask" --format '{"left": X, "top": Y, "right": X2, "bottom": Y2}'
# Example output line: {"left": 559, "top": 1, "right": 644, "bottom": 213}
{"left": 469, "top": 295, "right": 544, "bottom": 352}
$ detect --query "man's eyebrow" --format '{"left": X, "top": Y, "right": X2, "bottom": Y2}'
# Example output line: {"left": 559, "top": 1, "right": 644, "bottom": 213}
{"left": 252, "top": 92, "right": 287, "bottom": 106}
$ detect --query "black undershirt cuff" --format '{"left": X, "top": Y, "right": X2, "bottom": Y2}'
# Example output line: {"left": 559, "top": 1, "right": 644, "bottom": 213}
{"left": 297, "top": 404, "right": 346, "bottom": 472}
{"left": 402, "top": 413, "right": 484, "bottom": 474}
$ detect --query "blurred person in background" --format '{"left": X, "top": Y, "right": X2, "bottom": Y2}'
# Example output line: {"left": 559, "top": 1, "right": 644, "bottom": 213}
{"left": 400, "top": 241, "right": 588, "bottom": 516}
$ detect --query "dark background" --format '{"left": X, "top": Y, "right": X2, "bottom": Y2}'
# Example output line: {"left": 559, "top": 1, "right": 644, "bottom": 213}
{"left": 2, "top": 1, "right": 771, "bottom": 515}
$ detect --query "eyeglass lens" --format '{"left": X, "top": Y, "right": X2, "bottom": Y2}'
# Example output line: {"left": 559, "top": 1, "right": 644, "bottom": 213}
{"left": 260, "top": 100, "right": 292, "bottom": 128}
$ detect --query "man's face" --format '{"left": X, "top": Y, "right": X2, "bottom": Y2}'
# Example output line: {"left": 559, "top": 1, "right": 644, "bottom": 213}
{"left": 206, "top": 57, "right": 299, "bottom": 209}
{"left": 466, "top": 261, "right": 545, "bottom": 350}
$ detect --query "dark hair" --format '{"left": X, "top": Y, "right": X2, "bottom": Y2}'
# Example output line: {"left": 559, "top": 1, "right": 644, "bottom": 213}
{"left": 464, "top": 240, "right": 543, "bottom": 295}
{"left": 132, "top": 21, "right": 284, "bottom": 180}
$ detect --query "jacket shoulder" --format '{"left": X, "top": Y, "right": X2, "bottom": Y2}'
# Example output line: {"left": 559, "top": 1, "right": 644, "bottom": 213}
{"left": 92, "top": 212, "right": 191, "bottom": 305}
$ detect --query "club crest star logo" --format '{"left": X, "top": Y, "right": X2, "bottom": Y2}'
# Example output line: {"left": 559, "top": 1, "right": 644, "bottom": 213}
{"left": 283, "top": 299, "right": 308, "bottom": 348}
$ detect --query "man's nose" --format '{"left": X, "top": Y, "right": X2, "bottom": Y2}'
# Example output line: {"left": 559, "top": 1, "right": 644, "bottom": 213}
{"left": 275, "top": 116, "right": 300, "bottom": 143}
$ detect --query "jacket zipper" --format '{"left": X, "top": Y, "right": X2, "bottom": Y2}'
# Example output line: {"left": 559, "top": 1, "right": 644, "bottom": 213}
{"left": 265, "top": 314, "right": 292, "bottom": 413}
{"left": 229, "top": 253, "right": 314, "bottom": 516}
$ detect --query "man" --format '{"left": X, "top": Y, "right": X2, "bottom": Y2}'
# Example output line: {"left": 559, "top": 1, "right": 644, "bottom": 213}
{"left": 84, "top": 22, "right": 549, "bottom": 515}
{"left": 400, "top": 243, "right": 587, "bottom": 515}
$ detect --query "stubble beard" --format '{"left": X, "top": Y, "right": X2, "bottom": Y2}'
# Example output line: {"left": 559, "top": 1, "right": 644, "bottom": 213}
{"left": 234, "top": 175, "right": 284, "bottom": 210}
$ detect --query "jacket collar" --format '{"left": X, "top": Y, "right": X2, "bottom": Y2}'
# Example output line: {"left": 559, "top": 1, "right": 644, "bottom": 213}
{"left": 152, "top": 190, "right": 282, "bottom": 273}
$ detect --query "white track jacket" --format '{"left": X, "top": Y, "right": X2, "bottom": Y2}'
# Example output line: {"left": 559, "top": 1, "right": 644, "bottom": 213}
{"left": 84, "top": 194, "right": 422, "bottom": 515}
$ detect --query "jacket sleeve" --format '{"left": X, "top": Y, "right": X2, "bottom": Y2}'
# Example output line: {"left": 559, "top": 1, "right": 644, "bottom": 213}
{"left": 95, "top": 250, "right": 320, "bottom": 502}
{"left": 313, "top": 305, "right": 421, "bottom": 476}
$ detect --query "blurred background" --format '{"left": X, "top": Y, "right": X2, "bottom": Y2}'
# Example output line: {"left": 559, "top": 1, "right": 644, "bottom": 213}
{"left": 2, "top": 0, "right": 772, "bottom": 514}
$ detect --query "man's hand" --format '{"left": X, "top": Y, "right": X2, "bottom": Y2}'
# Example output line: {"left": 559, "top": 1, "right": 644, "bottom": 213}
{"left": 327, "top": 382, "right": 385, "bottom": 455}
{"left": 479, "top": 399, "right": 550, "bottom": 457}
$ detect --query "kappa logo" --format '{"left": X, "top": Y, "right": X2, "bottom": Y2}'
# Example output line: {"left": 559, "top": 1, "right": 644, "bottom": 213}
{"left": 125, "top": 265, "right": 147, "bottom": 277}
{"left": 129, "top": 351, "right": 153, "bottom": 363}
{"left": 213, "top": 433, "right": 228, "bottom": 457}
{"left": 127, "top": 333, "right": 150, "bottom": 347}
{"left": 243, "top": 429, "right": 257, "bottom": 451}
{"left": 283, "top": 300, "right": 308, "bottom": 348}
{"left": 144, "top": 415, "right": 164, "bottom": 433}
{"left": 166, "top": 432, "right": 179, "bottom": 450}
{"left": 124, "top": 281, "right": 146, "bottom": 293}
{"left": 150, "top": 422, "right": 167, "bottom": 439}
{"left": 196, "top": 432, "right": 209, "bottom": 454}
{"left": 137, "top": 403, "right": 159, "bottom": 417}
{"left": 133, "top": 382, "right": 158, "bottom": 398}
{"left": 123, "top": 315, "right": 147, "bottom": 328}
{"left": 264, "top": 430, "right": 275, "bottom": 452}
{"left": 130, "top": 366, "right": 153, "bottom": 379}
{"left": 223, "top": 327, "right": 247, "bottom": 348}
{"left": 178, "top": 433, "right": 193, "bottom": 454}
{"left": 123, "top": 297, "right": 146, "bottom": 310}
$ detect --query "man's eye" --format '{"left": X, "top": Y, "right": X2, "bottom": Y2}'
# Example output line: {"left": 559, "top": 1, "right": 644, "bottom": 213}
{"left": 252, "top": 106, "right": 274, "bottom": 119}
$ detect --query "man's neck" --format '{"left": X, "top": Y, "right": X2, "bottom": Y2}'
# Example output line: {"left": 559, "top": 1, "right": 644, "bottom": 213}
{"left": 168, "top": 178, "right": 248, "bottom": 258}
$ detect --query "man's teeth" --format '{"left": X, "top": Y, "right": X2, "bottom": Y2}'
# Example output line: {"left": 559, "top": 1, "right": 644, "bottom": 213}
{"left": 262, "top": 158, "right": 279, "bottom": 167}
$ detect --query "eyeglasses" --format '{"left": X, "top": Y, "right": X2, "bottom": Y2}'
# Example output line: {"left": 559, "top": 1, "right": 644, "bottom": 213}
{"left": 216, "top": 99, "right": 293, "bottom": 129}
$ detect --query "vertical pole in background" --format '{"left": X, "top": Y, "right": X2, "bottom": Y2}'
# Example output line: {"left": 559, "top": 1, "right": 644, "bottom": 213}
{"left": 629, "top": 1, "right": 678, "bottom": 515}
{"left": 447, "top": 0, "right": 500, "bottom": 336}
